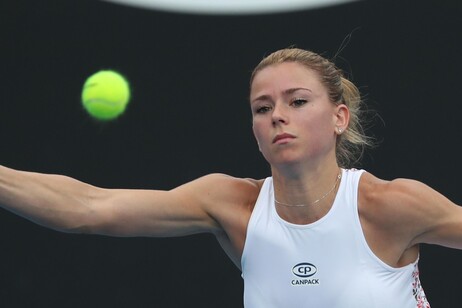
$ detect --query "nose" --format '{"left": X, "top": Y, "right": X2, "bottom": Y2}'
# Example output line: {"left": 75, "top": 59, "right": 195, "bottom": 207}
{"left": 271, "top": 103, "right": 288, "bottom": 125}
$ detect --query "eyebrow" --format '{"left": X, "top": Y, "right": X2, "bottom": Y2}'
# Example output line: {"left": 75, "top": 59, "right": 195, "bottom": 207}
{"left": 285, "top": 87, "right": 312, "bottom": 95}
{"left": 251, "top": 87, "right": 312, "bottom": 104}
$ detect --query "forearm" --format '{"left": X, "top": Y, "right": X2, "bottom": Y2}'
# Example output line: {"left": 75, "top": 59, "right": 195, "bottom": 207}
{"left": 0, "top": 165, "right": 97, "bottom": 233}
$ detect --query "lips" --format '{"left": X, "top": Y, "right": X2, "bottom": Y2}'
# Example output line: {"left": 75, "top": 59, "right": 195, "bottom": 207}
{"left": 273, "top": 133, "right": 295, "bottom": 144}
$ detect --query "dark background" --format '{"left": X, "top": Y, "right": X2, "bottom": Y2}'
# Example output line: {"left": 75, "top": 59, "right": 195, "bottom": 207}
{"left": 1, "top": 0, "right": 461, "bottom": 307}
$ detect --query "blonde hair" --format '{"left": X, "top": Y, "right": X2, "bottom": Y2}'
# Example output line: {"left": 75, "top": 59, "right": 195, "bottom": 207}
{"left": 250, "top": 48, "right": 374, "bottom": 168}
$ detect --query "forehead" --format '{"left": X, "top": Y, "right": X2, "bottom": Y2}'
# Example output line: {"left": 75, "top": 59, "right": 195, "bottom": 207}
{"left": 250, "top": 62, "right": 323, "bottom": 99}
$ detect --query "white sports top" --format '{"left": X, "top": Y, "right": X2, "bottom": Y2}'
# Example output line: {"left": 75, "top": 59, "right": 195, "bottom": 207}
{"left": 241, "top": 169, "right": 430, "bottom": 308}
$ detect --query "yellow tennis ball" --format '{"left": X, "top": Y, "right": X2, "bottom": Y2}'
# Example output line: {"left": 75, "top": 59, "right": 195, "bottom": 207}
{"left": 82, "top": 70, "right": 131, "bottom": 121}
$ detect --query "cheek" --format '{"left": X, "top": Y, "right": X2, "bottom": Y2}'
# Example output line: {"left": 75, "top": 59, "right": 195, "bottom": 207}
{"left": 252, "top": 122, "right": 271, "bottom": 159}
{"left": 252, "top": 121, "right": 269, "bottom": 152}
{"left": 252, "top": 120, "right": 263, "bottom": 141}
{"left": 304, "top": 110, "right": 334, "bottom": 131}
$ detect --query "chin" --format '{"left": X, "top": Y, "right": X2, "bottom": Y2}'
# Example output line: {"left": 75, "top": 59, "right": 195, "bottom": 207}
{"left": 269, "top": 155, "right": 305, "bottom": 167}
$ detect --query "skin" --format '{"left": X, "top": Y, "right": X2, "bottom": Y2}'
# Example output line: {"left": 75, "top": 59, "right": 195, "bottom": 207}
{"left": 1, "top": 61, "right": 462, "bottom": 273}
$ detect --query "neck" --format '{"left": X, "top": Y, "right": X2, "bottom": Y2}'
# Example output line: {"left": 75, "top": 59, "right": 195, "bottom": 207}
{"left": 274, "top": 171, "right": 341, "bottom": 207}
{"left": 271, "top": 162, "right": 342, "bottom": 223}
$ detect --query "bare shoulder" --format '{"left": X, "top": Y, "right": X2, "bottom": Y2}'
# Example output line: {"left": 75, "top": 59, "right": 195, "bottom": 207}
{"left": 359, "top": 172, "right": 462, "bottom": 247}
{"left": 359, "top": 172, "right": 431, "bottom": 211}
{"left": 174, "top": 173, "right": 263, "bottom": 204}
{"left": 172, "top": 173, "right": 265, "bottom": 221}
{"left": 359, "top": 172, "right": 436, "bottom": 225}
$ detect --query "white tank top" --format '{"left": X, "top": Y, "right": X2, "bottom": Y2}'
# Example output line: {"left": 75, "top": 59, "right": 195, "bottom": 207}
{"left": 241, "top": 169, "right": 430, "bottom": 308}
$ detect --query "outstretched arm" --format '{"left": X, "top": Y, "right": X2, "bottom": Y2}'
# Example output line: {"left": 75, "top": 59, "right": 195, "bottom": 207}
{"left": 0, "top": 165, "right": 228, "bottom": 237}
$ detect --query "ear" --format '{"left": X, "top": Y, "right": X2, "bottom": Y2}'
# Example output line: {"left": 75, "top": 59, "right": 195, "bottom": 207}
{"left": 333, "top": 104, "right": 349, "bottom": 134}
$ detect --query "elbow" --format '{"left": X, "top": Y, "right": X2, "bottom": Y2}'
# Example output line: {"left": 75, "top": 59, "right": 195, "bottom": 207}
{"left": 57, "top": 187, "right": 111, "bottom": 235}
{"left": 50, "top": 208, "right": 101, "bottom": 235}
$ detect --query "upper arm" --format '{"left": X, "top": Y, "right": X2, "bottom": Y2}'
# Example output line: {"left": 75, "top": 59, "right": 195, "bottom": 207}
{"left": 362, "top": 175, "right": 462, "bottom": 250}
{"left": 409, "top": 182, "right": 462, "bottom": 248}
{"left": 83, "top": 173, "right": 255, "bottom": 238}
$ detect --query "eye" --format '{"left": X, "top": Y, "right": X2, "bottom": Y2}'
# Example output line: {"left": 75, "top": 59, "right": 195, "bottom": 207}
{"left": 290, "top": 98, "right": 308, "bottom": 108}
{"left": 255, "top": 106, "right": 272, "bottom": 114}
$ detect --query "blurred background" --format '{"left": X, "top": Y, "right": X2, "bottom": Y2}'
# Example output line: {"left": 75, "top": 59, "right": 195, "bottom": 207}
{"left": 1, "top": 0, "right": 461, "bottom": 306}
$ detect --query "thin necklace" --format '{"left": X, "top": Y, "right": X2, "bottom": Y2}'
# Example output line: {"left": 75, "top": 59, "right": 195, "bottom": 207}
{"left": 274, "top": 170, "right": 342, "bottom": 207}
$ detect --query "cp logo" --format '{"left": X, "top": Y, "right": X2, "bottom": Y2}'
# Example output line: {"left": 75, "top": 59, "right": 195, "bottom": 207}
{"left": 292, "top": 263, "right": 317, "bottom": 278}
